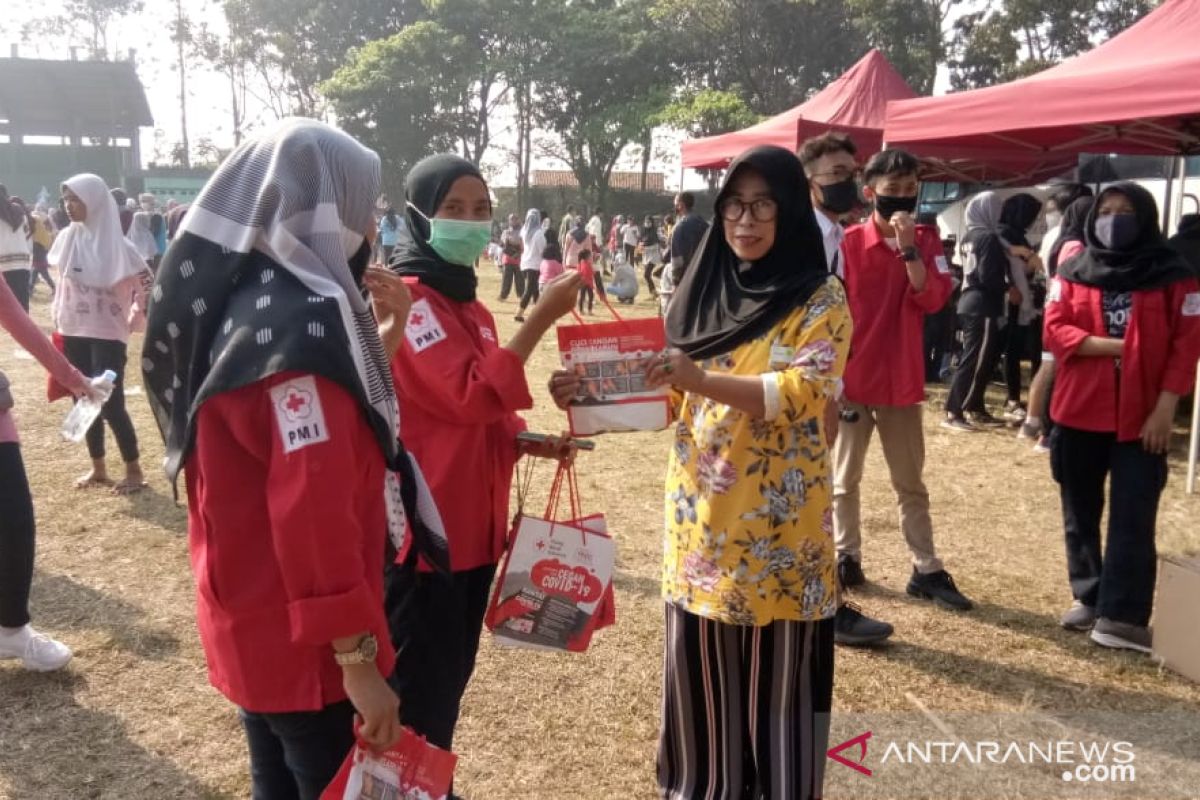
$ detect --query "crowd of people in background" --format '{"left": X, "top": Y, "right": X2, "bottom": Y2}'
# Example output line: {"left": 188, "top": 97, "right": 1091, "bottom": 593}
{"left": 2, "top": 115, "right": 1200, "bottom": 800}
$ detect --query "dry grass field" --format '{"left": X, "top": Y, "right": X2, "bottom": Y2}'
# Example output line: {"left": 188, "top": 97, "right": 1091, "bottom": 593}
{"left": 1, "top": 261, "right": 1199, "bottom": 799}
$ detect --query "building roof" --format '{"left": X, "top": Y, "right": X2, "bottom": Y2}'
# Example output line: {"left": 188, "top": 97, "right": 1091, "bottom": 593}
{"left": 0, "top": 57, "right": 153, "bottom": 137}
{"left": 533, "top": 169, "right": 666, "bottom": 193}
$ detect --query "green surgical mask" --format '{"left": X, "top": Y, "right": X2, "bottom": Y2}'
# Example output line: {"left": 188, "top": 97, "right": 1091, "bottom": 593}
{"left": 410, "top": 203, "right": 491, "bottom": 266}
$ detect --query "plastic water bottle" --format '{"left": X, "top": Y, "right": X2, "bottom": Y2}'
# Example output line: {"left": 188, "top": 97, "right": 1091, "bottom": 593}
{"left": 61, "top": 370, "right": 117, "bottom": 442}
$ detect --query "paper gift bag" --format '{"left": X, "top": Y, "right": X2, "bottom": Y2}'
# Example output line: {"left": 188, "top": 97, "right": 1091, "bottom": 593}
{"left": 322, "top": 726, "right": 457, "bottom": 800}
{"left": 485, "top": 462, "right": 615, "bottom": 652}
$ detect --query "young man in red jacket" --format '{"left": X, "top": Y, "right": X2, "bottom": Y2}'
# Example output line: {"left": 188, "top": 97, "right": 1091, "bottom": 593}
{"left": 833, "top": 149, "right": 972, "bottom": 612}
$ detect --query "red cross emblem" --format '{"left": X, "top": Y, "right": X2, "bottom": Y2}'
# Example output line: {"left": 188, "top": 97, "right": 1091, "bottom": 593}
{"left": 279, "top": 386, "right": 314, "bottom": 421}
{"left": 410, "top": 313, "right": 424, "bottom": 326}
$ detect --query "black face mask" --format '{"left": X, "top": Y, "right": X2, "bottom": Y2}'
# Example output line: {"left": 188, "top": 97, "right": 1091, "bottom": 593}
{"left": 816, "top": 177, "right": 859, "bottom": 215}
{"left": 874, "top": 193, "right": 918, "bottom": 219}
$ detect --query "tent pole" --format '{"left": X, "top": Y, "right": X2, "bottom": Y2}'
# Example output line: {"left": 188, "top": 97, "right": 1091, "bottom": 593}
{"left": 1188, "top": 357, "right": 1200, "bottom": 495}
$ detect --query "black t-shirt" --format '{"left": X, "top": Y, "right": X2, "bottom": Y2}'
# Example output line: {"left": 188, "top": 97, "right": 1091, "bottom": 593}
{"left": 669, "top": 212, "right": 708, "bottom": 282}
{"left": 957, "top": 237, "right": 1011, "bottom": 318}
{"left": 1102, "top": 290, "right": 1132, "bottom": 338}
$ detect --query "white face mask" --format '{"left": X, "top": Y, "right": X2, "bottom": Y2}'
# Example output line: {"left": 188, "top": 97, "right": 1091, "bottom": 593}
{"left": 1045, "top": 211, "right": 1063, "bottom": 230}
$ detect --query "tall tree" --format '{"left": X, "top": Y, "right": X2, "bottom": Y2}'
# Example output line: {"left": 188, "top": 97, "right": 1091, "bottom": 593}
{"left": 223, "top": 0, "right": 423, "bottom": 115}
{"left": 846, "top": 0, "right": 959, "bottom": 95}
{"left": 655, "top": 89, "right": 761, "bottom": 189}
{"left": 949, "top": 0, "right": 1157, "bottom": 90}
{"left": 20, "top": 0, "right": 144, "bottom": 60}
{"left": 172, "top": 0, "right": 191, "bottom": 168}
{"left": 533, "top": 0, "right": 676, "bottom": 208}
{"left": 653, "top": 0, "right": 867, "bottom": 115}
{"left": 321, "top": 21, "right": 478, "bottom": 199}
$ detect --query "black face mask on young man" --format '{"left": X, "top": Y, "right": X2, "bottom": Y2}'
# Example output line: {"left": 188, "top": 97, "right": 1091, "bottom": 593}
{"left": 874, "top": 194, "right": 918, "bottom": 219}
{"left": 816, "top": 177, "right": 860, "bottom": 215}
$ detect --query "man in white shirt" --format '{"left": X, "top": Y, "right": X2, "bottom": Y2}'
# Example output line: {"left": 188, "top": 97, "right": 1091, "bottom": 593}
{"left": 799, "top": 132, "right": 894, "bottom": 648}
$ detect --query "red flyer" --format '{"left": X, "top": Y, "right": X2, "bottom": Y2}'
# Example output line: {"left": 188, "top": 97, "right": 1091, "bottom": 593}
{"left": 556, "top": 316, "right": 672, "bottom": 436}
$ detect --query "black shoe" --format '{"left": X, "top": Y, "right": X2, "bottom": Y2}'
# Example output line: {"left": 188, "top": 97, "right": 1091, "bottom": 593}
{"left": 965, "top": 410, "right": 1005, "bottom": 428}
{"left": 835, "top": 603, "right": 894, "bottom": 646}
{"left": 837, "top": 555, "right": 866, "bottom": 588}
{"left": 906, "top": 568, "right": 973, "bottom": 611}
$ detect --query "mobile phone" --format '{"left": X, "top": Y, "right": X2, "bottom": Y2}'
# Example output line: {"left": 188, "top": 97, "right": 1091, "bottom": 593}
{"left": 516, "top": 431, "right": 596, "bottom": 451}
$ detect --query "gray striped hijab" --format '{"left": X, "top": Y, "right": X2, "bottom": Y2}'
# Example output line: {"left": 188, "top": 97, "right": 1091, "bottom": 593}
{"left": 142, "top": 118, "right": 448, "bottom": 570}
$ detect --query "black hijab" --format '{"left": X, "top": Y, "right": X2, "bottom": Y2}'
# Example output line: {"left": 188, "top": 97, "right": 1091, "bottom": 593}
{"left": 390, "top": 154, "right": 486, "bottom": 303}
{"left": 666, "top": 146, "right": 828, "bottom": 360}
{"left": 998, "top": 193, "right": 1042, "bottom": 248}
{"left": 143, "top": 119, "right": 449, "bottom": 573}
{"left": 1059, "top": 182, "right": 1195, "bottom": 292}
{"left": 1048, "top": 196, "right": 1094, "bottom": 276}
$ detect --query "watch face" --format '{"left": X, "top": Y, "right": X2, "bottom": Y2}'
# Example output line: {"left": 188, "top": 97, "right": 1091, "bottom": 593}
{"left": 360, "top": 634, "right": 379, "bottom": 661}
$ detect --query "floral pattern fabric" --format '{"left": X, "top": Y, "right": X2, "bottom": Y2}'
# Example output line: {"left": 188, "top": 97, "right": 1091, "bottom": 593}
{"left": 662, "top": 277, "right": 852, "bottom": 626}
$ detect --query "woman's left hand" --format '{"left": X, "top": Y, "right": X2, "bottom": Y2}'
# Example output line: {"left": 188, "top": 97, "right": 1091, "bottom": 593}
{"left": 365, "top": 267, "right": 413, "bottom": 327}
{"left": 644, "top": 348, "right": 705, "bottom": 393}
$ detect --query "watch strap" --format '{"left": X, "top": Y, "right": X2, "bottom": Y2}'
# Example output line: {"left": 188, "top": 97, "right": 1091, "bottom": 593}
{"left": 901, "top": 245, "right": 920, "bottom": 262}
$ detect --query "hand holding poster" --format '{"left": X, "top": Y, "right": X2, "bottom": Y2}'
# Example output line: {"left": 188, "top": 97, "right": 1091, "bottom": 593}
{"left": 556, "top": 316, "right": 671, "bottom": 436}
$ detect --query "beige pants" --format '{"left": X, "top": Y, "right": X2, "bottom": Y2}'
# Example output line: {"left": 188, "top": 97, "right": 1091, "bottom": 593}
{"left": 832, "top": 402, "right": 943, "bottom": 574}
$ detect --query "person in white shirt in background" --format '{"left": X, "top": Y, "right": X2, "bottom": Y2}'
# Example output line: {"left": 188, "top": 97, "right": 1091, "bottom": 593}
{"left": 516, "top": 208, "right": 546, "bottom": 322}
{"left": 1020, "top": 183, "right": 1094, "bottom": 447}
{"left": 799, "top": 132, "right": 895, "bottom": 648}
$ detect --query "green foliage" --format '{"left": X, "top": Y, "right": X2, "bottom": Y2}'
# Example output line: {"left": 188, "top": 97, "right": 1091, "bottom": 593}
{"left": 321, "top": 21, "right": 476, "bottom": 198}
{"left": 654, "top": 0, "right": 868, "bottom": 115}
{"left": 949, "top": 0, "right": 1157, "bottom": 90}
{"left": 223, "top": 0, "right": 423, "bottom": 114}
{"left": 845, "top": 0, "right": 956, "bottom": 95}
{"left": 655, "top": 90, "right": 762, "bottom": 139}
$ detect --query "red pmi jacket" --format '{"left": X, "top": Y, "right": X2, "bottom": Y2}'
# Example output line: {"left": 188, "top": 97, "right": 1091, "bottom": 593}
{"left": 184, "top": 371, "right": 395, "bottom": 713}
{"left": 391, "top": 284, "right": 530, "bottom": 572}
{"left": 1044, "top": 276, "right": 1200, "bottom": 441}
{"left": 840, "top": 221, "right": 953, "bottom": 406}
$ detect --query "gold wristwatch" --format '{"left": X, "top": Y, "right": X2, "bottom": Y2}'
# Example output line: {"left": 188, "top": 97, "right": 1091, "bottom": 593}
{"left": 333, "top": 633, "right": 379, "bottom": 666}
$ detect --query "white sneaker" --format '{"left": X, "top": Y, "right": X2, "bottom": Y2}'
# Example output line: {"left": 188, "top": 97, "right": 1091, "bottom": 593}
{"left": 0, "top": 626, "right": 73, "bottom": 672}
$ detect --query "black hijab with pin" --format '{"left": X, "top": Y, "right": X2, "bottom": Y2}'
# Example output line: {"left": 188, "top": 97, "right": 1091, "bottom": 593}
{"left": 666, "top": 145, "right": 829, "bottom": 360}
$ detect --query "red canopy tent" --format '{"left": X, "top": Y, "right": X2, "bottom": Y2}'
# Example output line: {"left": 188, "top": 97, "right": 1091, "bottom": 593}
{"left": 680, "top": 49, "right": 917, "bottom": 170}
{"left": 883, "top": 0, "right": 1200, "bottom": 184}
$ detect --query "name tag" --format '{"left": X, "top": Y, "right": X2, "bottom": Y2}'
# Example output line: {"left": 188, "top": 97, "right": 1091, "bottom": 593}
{"left": 769, "top": 343, "right": 795, "bottom": 369}
{"left": 934, "top": 255, "right": 950, "bottom": 274}
{"left": 1182, "top": 292, "right": 1200, "bottom": 317}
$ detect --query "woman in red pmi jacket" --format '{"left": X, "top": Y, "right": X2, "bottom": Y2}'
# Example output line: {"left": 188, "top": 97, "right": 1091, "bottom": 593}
{"left": 142, "top": 120, "right": 443, "bottom": 796}
{"left": 385, "top": 154, "right": 582, "bottom": 760}
{"left": 1044, "top": 182, "right": 1200, "bottom": 654}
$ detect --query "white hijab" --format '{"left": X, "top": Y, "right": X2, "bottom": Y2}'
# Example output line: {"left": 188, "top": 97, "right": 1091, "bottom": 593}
{"left": 48, "top": 174, "right": 146, "bottom": 288}
{"left": 129, "top": 212, "right": 159, "bottom": 260}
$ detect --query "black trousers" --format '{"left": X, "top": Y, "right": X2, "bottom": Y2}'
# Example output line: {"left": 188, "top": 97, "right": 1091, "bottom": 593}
{"left": 61, "top": 336, "right": 140, "bottom": 463}
{"left": 578, "top": 285, "right": 594, "bottom": 313}
{"left": 499, "top": 263, "right": 525, "bottom": 300}
{"left": 385, "top": 562, "right": 497, "bottom": 752}
{"left": 518, "top": 271, "right": 540, "bottom": 311}
{"left": 1050, "top": 425, "right": 1167, "bottom": 627}
{"left": 0, "top": 443, "right": 36, "bottom": 628}
{"left": 239, "top": 700, "right": 355, "bottom": 800}
{"left": 644, "top": 262, "right": 660, "bottom": 298}
{"left": 1003, "top": 305, "right": 1043, "bottom": 403}
{"left": 945, "top": 313, "right": 1002, "bottom": 416}
{"left": 3, "top": 270, "right": 30, "bottom": 312}
{"left": 923, "top": 305, "right": 955, "bottom": 381}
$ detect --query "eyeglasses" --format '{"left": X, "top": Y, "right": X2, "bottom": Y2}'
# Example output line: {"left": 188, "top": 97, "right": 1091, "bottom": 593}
{"left": 718, "top": 197, "right": 778, "bottom": 223}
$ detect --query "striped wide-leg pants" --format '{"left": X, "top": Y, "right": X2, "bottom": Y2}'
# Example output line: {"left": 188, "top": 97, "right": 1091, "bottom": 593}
{"left": 657, "top": 604, "right": 835, "bottom": 800}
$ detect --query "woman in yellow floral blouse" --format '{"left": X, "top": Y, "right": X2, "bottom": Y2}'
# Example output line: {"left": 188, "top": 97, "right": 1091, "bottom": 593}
{"left": 646, "top": 145, "right": 851, "bottom": 800}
